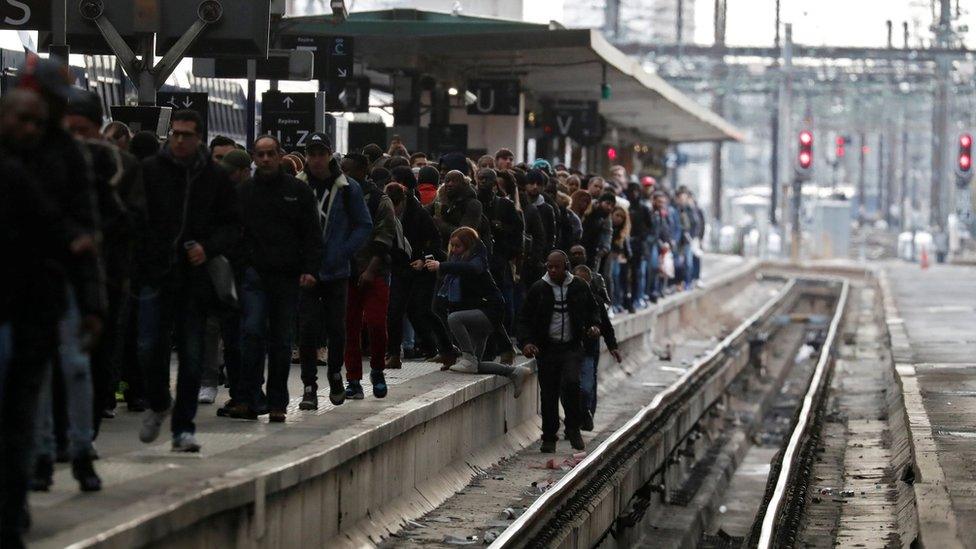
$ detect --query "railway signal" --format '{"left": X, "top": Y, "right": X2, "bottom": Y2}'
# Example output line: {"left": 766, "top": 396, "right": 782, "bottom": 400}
{"left": 957, "top": 132, "right": 973, "bottom": 177}
{"left": 797, "top": 129, "right": 813, "bottom": 173}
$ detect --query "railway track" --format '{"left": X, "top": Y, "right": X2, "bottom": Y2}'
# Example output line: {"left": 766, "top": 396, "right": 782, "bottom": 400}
{"left": 489, "top": 278, "right": 849, "bottom": 549}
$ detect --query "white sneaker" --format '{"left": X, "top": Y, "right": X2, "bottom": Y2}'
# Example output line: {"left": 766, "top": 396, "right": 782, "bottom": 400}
{"left": 510, "top": 365, "right": 531, "bottom": 399}
{"left": 449, "top": 354, "right": 479, "bottom": 373}
{"left": 198, "top": 386, "right": 217, "bottom": 404}
{"left": 171, "top": 432, "right": 201, "bottom": 453}
{"left": 139, "top": 409, "right": 169, "bottom": 443}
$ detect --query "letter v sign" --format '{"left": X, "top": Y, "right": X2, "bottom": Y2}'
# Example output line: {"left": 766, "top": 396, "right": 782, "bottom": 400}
{"left": 556, "top": 114, "right": 573, "bottom": 136}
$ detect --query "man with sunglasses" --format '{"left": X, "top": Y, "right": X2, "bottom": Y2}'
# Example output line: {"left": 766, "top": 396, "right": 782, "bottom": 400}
{"left": 136, "top": 109, "right": 239, "bottom": 452}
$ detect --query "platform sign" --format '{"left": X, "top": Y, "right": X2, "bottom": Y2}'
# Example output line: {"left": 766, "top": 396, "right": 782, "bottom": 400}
{"left": 1, "top": 0, "right": 50, "bottom": 30}
{"left": 261, "top": 91, "right": 315, "bottom": 153}
{"left": 328, "top": 36, "right": 353, "bottom": 80}
{"left": 467, "top": 79, "right": 520, "bottom": 116}
{"left": 428, "top": 124, "right": 468, "bottom": 157}
{"left": 157, "top": 92, "right": 208, "bottom": 140}
{"left": 547, "top": 101, "right": 601, "bottom": 144}
{"left": 325, "top": 77, "right": 370, "bottom": 113}
{"left": 279, "top": 34, "right": 354, "bottom": 87}
{"left": 192, "top": 51, "right": 314, "bottom": 80}
{"left": 157, "top": 0, "right": 271, "bottom": 57}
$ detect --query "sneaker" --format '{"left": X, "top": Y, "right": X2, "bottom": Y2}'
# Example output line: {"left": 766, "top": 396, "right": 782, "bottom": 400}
{"left": 371, "top": 371, "right": 388, "bottom": 398}
{"left": 30, "top": 456, "right": 53, "bottom": 492}
{"left": 385, "top": 354, "right": 403, "bottom": 369}
{"left": 299, "top": 386, "right": 318, "bottom": 410}
{"left": 269, "top": 410, "right": 286, "bottom": 423}
{"left": 499, "top": 349, "right": 516, "bottom": 366}
{"left": 216, "top": 398, "right": 236, "bottom": 417}
{"left": 581, "top": 411, "right": 595, "bottom": 432}
{"left": 139, "top": 409, "right": 169, "bottom": 443}
{"left": 345, "top": 382, "right": 365, "bottom": 400}
{"left": 327, "top": 373, "right": 346, "bottom": 405}
{"left": 198, "top": 386, "right": 217, "bottom": 404}
{"left": 101, "top": 407, "right": 116, "bottom": 419}
{"left": 449, "top": 354, "right": 478, "bottom": 374}
{"left": 509, "top": 365, "right": 531, "bottom": 399}
{"left": 71, "top": 456, "right": 102, "bottom": 492}
{"left": 540, "top": 440, "right": 557, "bottom": 453}
{"left": 171, "top": 432, "right": 201, "bottom": 453}
{"left": 567, "top": 431, "right": 585, "bottom": 451}
{"left": 226, "top": 402, "right": 259, "bottom": 420}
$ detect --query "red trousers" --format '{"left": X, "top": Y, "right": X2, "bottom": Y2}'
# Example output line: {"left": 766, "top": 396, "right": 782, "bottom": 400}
{"left": 343, "top": 276, "right": 390, "bottom": 381}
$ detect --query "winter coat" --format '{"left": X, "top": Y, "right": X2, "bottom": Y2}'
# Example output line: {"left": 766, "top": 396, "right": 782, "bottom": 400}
{"left": 518, "top": 273, "right": 601, "bottom": 349}
{"left": 352, "top": 176, "right": 397, "bottom": 278}
{"left": 436, "top": 241, "right": 504, "bottom": 324}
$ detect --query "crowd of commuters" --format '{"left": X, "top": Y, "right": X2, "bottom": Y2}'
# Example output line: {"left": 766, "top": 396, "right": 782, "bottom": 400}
{"left": 0, "top": 56, "right": 708, "bottom": 547}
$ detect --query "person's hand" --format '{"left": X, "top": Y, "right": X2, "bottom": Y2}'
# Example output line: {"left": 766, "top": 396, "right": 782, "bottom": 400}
{"left": 299, "top": 274, "right": 316, "bottom": 288}
{"left": 586, "top": 326, "right": 601, "bottom": 338}
{"left": 79, "top": 314, "right": 103, "bottom": 352}
{"left": 186, "top": 243, "right": 207, "bottom": 266}
{"left": 522, "top": 344, "right": 539, "bottom": 358}
{"left": 410, "top": 259, "right": 425, "bottom": 271}
{"left": 69, "top": 234, "right": 97, "bottom": 256}
{"left": 359, "top": 270, "right": 375, "bottom": 287}
{"left": 425, "top": 259, "right": 440, "bottom": 272}
{"left": 610, "top": 349, "right": 623, "bottom": 363}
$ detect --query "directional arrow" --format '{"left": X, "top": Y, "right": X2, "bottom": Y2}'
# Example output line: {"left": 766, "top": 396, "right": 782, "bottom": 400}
{"left": 336, "top": 67, "right": 348, "bottom": 78}
{"left": 283, "top": 96, "right": 294, "bottom": 109}
{"left": 182, "top": 97, "right": 193, "bottom": 108}
{"left": 168, "top": 98, "right": 179, "bottom": 108}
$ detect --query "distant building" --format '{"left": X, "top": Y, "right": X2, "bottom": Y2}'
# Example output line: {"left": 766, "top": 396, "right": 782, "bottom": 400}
{"left": 562, "top": 0, "right": 695, "bottom": 44}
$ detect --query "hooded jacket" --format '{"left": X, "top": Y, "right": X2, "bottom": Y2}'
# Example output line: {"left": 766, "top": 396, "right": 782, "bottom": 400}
{"left": 518, "top": 272, "right": 600, "bottom": 349}
{"left": 298, "top": 157, "right": 373, "bottom": 281}
{"left": 436, "top": 240, "right": 504, "bottom": 323}
{"left": 432, "top": 182, "right": 484, "bottom": 250}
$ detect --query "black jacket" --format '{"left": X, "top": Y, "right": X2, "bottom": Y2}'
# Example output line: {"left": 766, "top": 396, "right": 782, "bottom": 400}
{"left": 479, "top": 188, "right": 523, "bottom": 263}
{"left": 581, "top": 209, "right": 612, "bottom": 269}
{"left": 520, "top": 196, "right": 548, "bottom": 282}
{"left": 517, "top": 275, "right": 601, "bottom": 349}
{"left": 138, "top": 145, "right": 239, "bottom": 285}
{"left": 529, "top": 193, "right": 557, "bottom": 253}
{"left": 433, "top": 184, "right": 485, "bottom": 250}
{"left": 399, "top": 193, "right": 444, "bottom": 267}
{"left": 436, "top": 241, "right": 504, "bottom": 324}
{"left": 238, "top": 169, "right": 322, "bottom": 276}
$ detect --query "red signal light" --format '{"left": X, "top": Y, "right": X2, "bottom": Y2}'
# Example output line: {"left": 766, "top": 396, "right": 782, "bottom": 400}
{"left": 797, "top": 130, "right": 813, "bottom": 172}
{"left": 959, "top": 133, "right": 973, "bottom": 174}
{"left": 799, "top": 151, "right": 812, "bottom": 169}
{"left": 961, "top": 134, "right": 972, "bottom": 148}
{"left": 799, "top": 130, "right": 813, "bottom": 146}
{"left": 607, "top": 147, "right": 618, "bottom": 161}
{"left": 961, "top": 154, "right": 972, "bottom": 171}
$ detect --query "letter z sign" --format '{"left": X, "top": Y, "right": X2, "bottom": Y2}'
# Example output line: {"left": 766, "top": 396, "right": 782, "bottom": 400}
{"left": 1, "top": 0, "right": 50, "bottom": 29}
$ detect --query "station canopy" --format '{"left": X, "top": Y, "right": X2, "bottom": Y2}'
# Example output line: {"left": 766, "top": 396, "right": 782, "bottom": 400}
{"left": 279, "top": 9, "right": 743, "bottom": 143}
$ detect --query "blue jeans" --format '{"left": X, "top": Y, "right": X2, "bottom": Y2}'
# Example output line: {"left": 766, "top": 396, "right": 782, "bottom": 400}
{"left": 240, "top": 268, "right": 300, "bottom": 411}
{"left": 580, "top": 345, "right": 599, "bottom": 416}
{"left": 646, "top": 244, "right": 662, "bottom": 297}
{"left": 137, "top": 278, "right": 207, "bottom": 436}
{"left": 610, "top": 258, "right": 627, "bottom": 309}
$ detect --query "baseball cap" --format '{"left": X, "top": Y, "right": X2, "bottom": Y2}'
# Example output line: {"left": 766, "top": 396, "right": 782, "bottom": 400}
{"left": 17, "top": 54, "right": 83, "bottom": 102}
{"left": 641, "top": 176, "right": 657, "bottom": 187}
{"left": 220, "top": 149, "right": 252, "bottom": 171}
{"left": 305, "top": 131, "right": 332, "bottom": 151}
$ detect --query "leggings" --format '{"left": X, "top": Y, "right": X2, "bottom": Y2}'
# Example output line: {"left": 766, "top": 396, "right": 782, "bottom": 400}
{"left": 446, "top": 309, "right": 515, "bottom": 377}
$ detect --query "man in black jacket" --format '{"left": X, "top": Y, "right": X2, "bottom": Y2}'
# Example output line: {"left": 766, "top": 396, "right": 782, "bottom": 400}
{"left": 432, "top": 170, "right": 486, "bottom": 251}
{"left": 518, "top": 251, "right": 602, "bottom": 453}
{"left": 525, "top": 169, "right": 556, "bottom": 255}
{"left": 625, "top": 183, "right": 652, "bottom": 311}
{"left": 231, "top": 135, "right": 321, "bottom": 422}
{"left": 476, "top": 168, "right": 520, "bottom": 363}
{"left": 136, "top": 110, "right": 239, "bottom": 452}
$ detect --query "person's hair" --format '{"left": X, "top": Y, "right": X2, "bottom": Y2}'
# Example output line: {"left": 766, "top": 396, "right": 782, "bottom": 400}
{"left": 209, "top": 135, "right": 236, "bottom": 150}
{"left": 599, "top": 191, "right": 617, "bottom": 204}
{"left": 566, "top": 174, "right": 581, "bottom": 189}
{"left": 370, "top": 167, "right": 392, "bottom": 186}
{"left": 612, "top": 206, "right": 631, "bottom": 246}
{"left": 444, "top": 169, "right": 470, "bottom": 187}
{"left": 385, "top": 182, "right": 407, "bottom": 206}
{"left": 253, "top": 133, "right": 281, "bottom": 151}
{"left": 409, "top": 151, "right": 427, "bottom": 163}
{"left": 572, "top": 264, "right": 593, "bottom": 282}
{"left": 171, "top": 109, "right": 203, "bottom": 134}
{"left": 477, "top": 154, "right": 495, "bottom": 169}
{"left": 476, "top": 167, "right": 497, "bottom": 184}
{"left": 363, "top": 143, "right": 384, "bottom": 163}
{"left": 652, "top": 190, "right": 667, "bottom": 200}
{"left": 496, "top": 170, "right": 517, "bottom": 197}
{"left": 385, "top": 155, "right": 409, "bottom": 170}
{"left": 494, "top": 148, "right": 515, "bottom": 160}
{"left": 588, "top": 176, "right": 605, "bottom": 187}
{"left": 389, "top": 144, "right": 409, "bottom": 158}
{"left": 282, "top": 156, "right": 300, "bottom": 175}
{"left": 556, "top": 182, "right": 569, "bottom": 195}
{"left": 344, "top": 153, "right": 370, "bottom": 173}
{"left": 129, "top": 130, "right": 160, "bottom": 160}
{"left": 570, "top": 190, "right": 592, "bottom": 215}
{"left": 555, "top": 191, "right": 571, "bottom": 208}
{"left": 103, "top": 120, "right": 131, "bottom": 141}
{"left": 449, "top": 226, "right": 480, "bottom": 258}
{"left": 609, "top": 164, "right": 625, "bottom": 174}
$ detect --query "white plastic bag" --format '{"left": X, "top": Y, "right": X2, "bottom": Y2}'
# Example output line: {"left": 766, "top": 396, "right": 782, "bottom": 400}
{"left": 660, "top": 250, "right": 675, "bottom": 279}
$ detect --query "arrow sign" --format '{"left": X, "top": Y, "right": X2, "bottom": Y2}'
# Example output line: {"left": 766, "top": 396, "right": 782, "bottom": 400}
{"left": 261, "top": 92, "right": 316, "bottom": 153}
{"left": 336, "top": 67, "right": 348, "bottom": 78}
{"left": 547, "top": 101, "right": 601, "bottom": 144}
{"left": 283, "top": 96, "right": 295, "bottom": 109}
{"left": 156, "top": 92, "right": 210, "bottom": 141}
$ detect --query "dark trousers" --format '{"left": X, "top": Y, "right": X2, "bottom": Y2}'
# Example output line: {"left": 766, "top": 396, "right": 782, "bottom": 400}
{"left": 136, "top": 277, "right": 207, "bottom": 436}
{"left": 298, "top": 278, "right": 347, "bottom": 389}
{"left": 121, "top": 294, "right": 146, "bottom": 405}
{"left": 537, "top": 342, "right": 584, "bottom": 442}
{"left": 91, "top": 277, "right": 127, "bottom": 434}
{"left": 220, "top": 310, "right": 242, "bottom": 401}
{"left": 387, "top": 271, "right": 453, "bottom": 357}
{"left": 239, "top": 268, "right": 299, "bottom": 411}
{"left": 1, "top": 322, "right": 56, "bottom": 547}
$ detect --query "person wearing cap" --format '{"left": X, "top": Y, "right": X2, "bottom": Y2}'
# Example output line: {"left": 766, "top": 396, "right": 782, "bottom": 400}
{"left": 229, "top": 135, "right": 322, "bottom": 423}
{"left": 135, "top": 109, "right": 239, "bottom": 453}
{"left": 296, "top": 132, "right": 373, "bottom": 410}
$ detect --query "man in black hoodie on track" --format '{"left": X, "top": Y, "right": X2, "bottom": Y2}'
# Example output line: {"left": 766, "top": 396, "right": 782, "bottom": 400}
{"left": 231, "top": 135, "right": 322, "bottom": 423}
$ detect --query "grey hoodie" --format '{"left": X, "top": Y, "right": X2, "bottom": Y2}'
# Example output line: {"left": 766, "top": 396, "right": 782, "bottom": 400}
{"left": 543, "top": 272, "right": 575, "bottom": 342}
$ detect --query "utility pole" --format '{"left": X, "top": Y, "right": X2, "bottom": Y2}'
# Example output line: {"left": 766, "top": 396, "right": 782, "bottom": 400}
{"left": 770, "top": 0, "right": 781, "bottom": 226}
{"left": 777, "top": 24, "right": 794, "bottom": 228}
{"left": 858, "top": 131, "right": 867, "bottom": 221}
{"left": 878, "top": 133, "right": 886, "bottom": 222}
{"left": 931, "top": 0, "right": 954, "bottom": 227}
{"left": 604, "top": 0, "right": 620, "bottom": 41}
{"left": 901, "top": 109, "right": 909, "bottom": 228}
{"left": 710, "top": 0, "right": 727, "bottom": 223}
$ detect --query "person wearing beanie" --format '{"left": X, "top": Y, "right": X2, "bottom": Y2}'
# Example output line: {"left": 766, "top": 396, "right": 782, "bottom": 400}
{"left": 416, "top": 165, "right": 440, "bottom": 206}
{"left": 390, "top": 165, "right": 417, "bottom": 193}
{"left": 370, "top": 166, "right": 392, "bottom": 188}
{"left": 219, "top": 149, "right": 252, "bottom": 184}
{"left": 438, "top": 152, "right": 470, "bottom": 177}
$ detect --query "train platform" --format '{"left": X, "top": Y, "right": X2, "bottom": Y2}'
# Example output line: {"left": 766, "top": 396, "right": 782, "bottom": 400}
{"left": 25, "top": 256, "right": 745, "bottom": 548}
{"left": 882, "top": 261, "right": 976, "bottom": 549}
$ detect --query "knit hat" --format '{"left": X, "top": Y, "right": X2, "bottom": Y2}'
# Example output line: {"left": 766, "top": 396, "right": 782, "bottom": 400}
{"left": 418, "top": 165, "right": 440, "bottom": 186}
{"left": 438, "top": 152, "right": 469, "bottom": 176}
{"left": 370, "top": 167, "right": 392, "bottom": 187}
{"left": 220, "top": 149, "right": 252, "bottom": 171}
{"left": 390, "top": 166, "right": 417, "bottom": 190}
{"left": 531, "top": 158, "right": 553, "bottom": 174}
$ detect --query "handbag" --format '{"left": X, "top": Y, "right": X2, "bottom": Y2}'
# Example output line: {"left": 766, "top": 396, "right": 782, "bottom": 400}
{"left": 206, "top": 255, "right": 239, "bottom": 309}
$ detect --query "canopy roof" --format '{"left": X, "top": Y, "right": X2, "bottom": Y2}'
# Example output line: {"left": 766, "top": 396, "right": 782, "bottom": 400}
{"left": 279, "top": 9, "right": 743, "bottom": 143}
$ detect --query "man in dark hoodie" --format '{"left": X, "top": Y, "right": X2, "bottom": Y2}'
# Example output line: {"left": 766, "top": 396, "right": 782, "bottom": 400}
{"left": 525, "top": 169, "right": 557, "bottom": 254}
{"left": 518, "top": 251, "right": 602, "bottom": 453}
{"left": 137, "top": 109, "right": 239, "bottom": 453}
{"left": 296, "top": 133, "right": 373, "bottom": 410}
{"left": 229, "top": 135, "right": 322, "bottom": 422}
{"left": 432, "top": 169, "right": 486, "bottom": 251}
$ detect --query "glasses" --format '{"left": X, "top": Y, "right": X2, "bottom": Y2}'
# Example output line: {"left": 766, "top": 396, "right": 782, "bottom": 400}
{"left": 169, "top": 130, "right": 198, "bottom": 140}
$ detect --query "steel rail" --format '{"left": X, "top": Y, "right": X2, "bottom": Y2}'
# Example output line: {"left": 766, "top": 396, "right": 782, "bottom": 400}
{"left": 755, "top": 280, "right": 850, "bottom": 548}
{"left": 491, "top": 278, "right": 798, "bottom": 548}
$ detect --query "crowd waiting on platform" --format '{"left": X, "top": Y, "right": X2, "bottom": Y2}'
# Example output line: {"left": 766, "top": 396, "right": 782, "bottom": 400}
{"left": 0, "top": 56, "right": 706, "bottom": 547}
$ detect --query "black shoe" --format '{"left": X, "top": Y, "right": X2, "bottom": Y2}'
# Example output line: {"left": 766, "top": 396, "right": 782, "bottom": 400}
{"left": 269, "top": 410, "right": 286, "bottom": 423}
{"left": 227, "top": 403, "right": 259, "bottom": 420}
{"left": 299, "top": 386, "right": 318, "bottom": 410}
{"left": 327, "top": 372, "right": 345, "bottom": 405}
{"left": 581, "top": 411, "right": 595, "bottom": 432}
{"left": 216, "top": 398, "right": 236, "bottom": 417}
{"left": 72, "top": 456, "right": 102, "bottom": 492}
{"left": 126, "top": 398, "right": 148, "bottom": 412}
{"left": 30, "top": 456, "right": 53, "bottom": 491}
{"left": 567, "top": 431, "right": 585, "bottom": 451}
{"left": 540, "top": 440, "right": 557, "bottom": 453}
{"left": 345, "top": 382, "right": 365, "bottom": 400}
{"left": 371, "top": 371, "right": 387, "bottom": 399}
